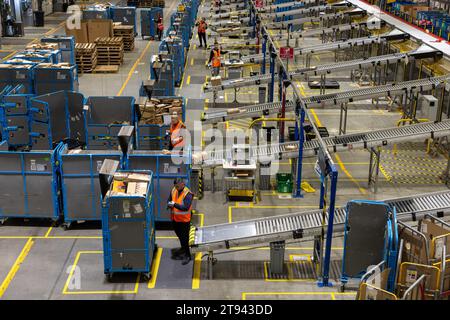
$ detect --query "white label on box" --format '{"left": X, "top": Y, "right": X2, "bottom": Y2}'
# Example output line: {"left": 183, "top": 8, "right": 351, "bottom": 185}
{"left": 96, "top": 161, "right": 103, "bottom": 172}
{"left": 124, "top": 213, "right": 131, "bottom": 218}
{"left": 57, "top": 72, "right": 67, "bottom": 80}
{"left": 434, "top": 238, "right": 444, "bottom": 259}
{"left": 36, "top": 164, "right": 46, "bottom": 171}
{"left": 15, "top": 71, "right": 25, "bottom": 79}
{"left": 30, "top": 160, "right": 36, "bottom": 171}
{"left": 123, "top": 200, "right": 130, "bottom": 214}
{"left": 134, "top": 204, "right": 143, "bottom": 213}
{"left": 421, "top": 223, "right": 427, "bottom": 234}
{"left": 406, "top": 269, "right": 418, "bottom": 284}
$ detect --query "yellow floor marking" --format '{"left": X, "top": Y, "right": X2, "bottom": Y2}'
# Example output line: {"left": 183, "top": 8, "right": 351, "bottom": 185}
{"left": 147, "top": 247, "right": 163, "bottom": 288}
{"left": 204, "top": 98, "right": 209, "bottom": 111}
{"left": 335, "top": 153, "right": 368, "bottom": 195}
{"left": 310, "top": 109, "right": 322, "bottom": 127}
{"left": 117, "top": 41, "right": 152, "bottom": 96}
{"left": 192, "top": 212, "right": 204, "bottom": 290}
{"left": 191, "top": 58, "right": 194, "bottom": 66}
{"left": 0, "top": 238, "right": 34, "bottom": 298}
{"left": 44, "top": 223, "right": 54, "bottom": 238}
{"left": 2, "top": 51, "right": 17, "bottom": 61}
{"left": 187, "top": 75, "right": 191, "bottom": 85}
{"left": 263, "top": 261, "right": 315, "bottom": 282}
{"left": 63, "top": 251, "right": 140, "bottom": 295}
{"left": 379, "top": 163, "right": 393, "bottom": 182}
{"left": 242, "top": 291, "right": 356, "bottom": 300}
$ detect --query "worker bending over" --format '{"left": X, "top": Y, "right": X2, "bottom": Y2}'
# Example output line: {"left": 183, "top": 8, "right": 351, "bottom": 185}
{"left": 169, "top": 112, "right": 186, "bottom": 150}
{"left": 168, "top": 178, "right": 194, "bottom": 265}
{"left": 195, "top": 17, "right": 208, "bottom": 48}
{"left": 208, "top": 41, "right": 228, "bottom": 77}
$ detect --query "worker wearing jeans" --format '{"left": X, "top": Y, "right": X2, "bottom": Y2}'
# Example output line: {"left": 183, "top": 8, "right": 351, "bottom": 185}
{"left": 168, "top": 178, "right": 194, "bottom": 265}
{"left": 208, "top": 43, "right": 227, "bottom": 77}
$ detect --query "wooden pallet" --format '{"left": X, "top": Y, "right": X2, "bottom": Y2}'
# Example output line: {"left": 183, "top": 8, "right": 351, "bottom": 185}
{"left": 75, "top": 43, "right": 98, "bottom": 73}
{"left": 95, "top": 37, "right": 124, "bottom": 66}
{"left": 113, "top": 26, "right": 135, "bottom": 52}
{"left": 92, "top": 65, "right": 120, "bottom": 73}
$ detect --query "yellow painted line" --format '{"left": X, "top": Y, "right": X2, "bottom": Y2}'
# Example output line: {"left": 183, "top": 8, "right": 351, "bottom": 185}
{"left": 331, "top": 292, "right": 336, "bottom": 300}
{"left": 117, "top": 41, "right": 152, "bottom": 96}
{"left": 310, "top": 109, "right": 322, "bottom": 127}
{"left": 44, "top": 224, "right": 54, "bottom": 238}
{"left": 186, "top": 75, "right": 191, "bottom": 85}
{"left": 335, "top": 153, "right": 367, "bottom": 195}
{"left": 0, "top": 238, "right": 34, "bottom": 298}
{"left": 63, "top": 251, "right": 140, "bottom": 295}
{"left": 242, "top": 291, "right": 356, "bottom": 300}
{"left": 192, "top": 212, "right": 204, "bottom": 290}
{"left": 263, "top": 261, "right": 315, "bottom": 282}
{"left": 379, "top": 163, "right": 392, "bottom": 182}
{"left": 204, "top": 98, "right": 209, "bottom": 111}
{"left": 191, "top": 58, "right": 194, "bottom": 66}
{"left": 147, "top": 247, "right": 163, "bottom": 288}
{"left": 2, "top": 51, "right": 17, "bottom": 61}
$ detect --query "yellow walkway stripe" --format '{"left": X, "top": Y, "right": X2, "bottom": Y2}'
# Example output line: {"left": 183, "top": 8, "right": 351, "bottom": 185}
{"left": 335, "top": 153, "right": 367, "bottom": 195}
{"left": 186, "top": 75, "right": 191, "bottom": 85}
{"left": 147, "top": 247, "right": 163, "bottom": 288}
{"left": 242, "top": 291, "right": 356, "bottom": 300}
{"left": 310, "top": 109, "right": 322, "bottom": 127}
{"left": 192, "top": 212, "right": 204, "bottom": 289}
{"left": 2, "top": 51, "right": 17, "bottom": 61}
{"left": 0, "top": 238, "right": 34, "bottom": 298}
{"left": 117, "top": 41, "right": 152, "bottom": 96}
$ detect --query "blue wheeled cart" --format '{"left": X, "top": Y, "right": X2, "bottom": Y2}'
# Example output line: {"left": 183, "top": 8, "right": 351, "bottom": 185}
{"left": 340, "top": 200, "right": 399, "bottom": 292}
{"left": 41, "top": 36, "right": 76, "bottom": 65}
{"left": 140, "top": 7, "right": 164, "bottom": 39}
{"left": 57, "top": 144, "right": 123, "bottom": 229}
{"left": 0, "top": 141, "right": 61, "bottom": 223}
{"left": 111, "top": 6, "right": 138, "bottom": 34}
{"left": 99, "top": 159, "right": 156, "bottom": 281}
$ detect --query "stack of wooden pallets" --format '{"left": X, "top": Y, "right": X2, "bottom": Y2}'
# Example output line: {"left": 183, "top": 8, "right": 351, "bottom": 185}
{"left": 95, "top": 37, "right": 124, "bottom": 66}
{"left": 113, "top": 25, "right": 135, "bottom": 51}
{"left": 75, "top": 43, "right": 97, "bottom": 74}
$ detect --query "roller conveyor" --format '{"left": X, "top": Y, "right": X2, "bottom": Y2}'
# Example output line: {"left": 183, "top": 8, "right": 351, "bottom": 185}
{"left": 256, "top": 0, "right": 327, "bottom": 12}
{"left": 202, "top": 101, "right": 296, "bottom": 124}
{"left": 239, "top": 32, "right": 403, "bottom": 65}
{"left": 191, "top": 190, "right": 450, "bottom": 252}
{"left": 210, "top": 17, "right": 251, "bottom": 27}
{"left": 210, "top": 9, "right": 250, "bottom": 20}
{"left": 259, "top": 4, "right": 335, "bottom": 19}
{"left": 194, "top": 119, "right": 450, "bottom": 167}
{"left": 302, "top": 75, "right": 450, "bottom": 108}
{"left": 204, "top": 72, "right": 276, "bottom": 92}
{"left": 265, "top": 9, "right": 366, "bottom": 28}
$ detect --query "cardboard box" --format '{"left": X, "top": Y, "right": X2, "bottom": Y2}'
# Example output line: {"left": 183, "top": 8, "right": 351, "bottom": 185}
{"left": 409, "top": 6, "right": 429, "bottom": 19}
{"left": 211, "top": 76, "right": 222, "bottom": 86}
{"left": 87, "top": 19, "right": 113, "bottom": 43}
{"left": 65, "top": 21, "right": 88, "bottom": 43}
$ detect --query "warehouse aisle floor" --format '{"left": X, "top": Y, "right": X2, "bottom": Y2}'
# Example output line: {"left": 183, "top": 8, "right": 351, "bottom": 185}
{"left": 1, "top": 0, "right": 450, "bottom": 300}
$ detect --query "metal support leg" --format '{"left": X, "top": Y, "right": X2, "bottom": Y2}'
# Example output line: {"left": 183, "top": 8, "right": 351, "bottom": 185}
{"left": 270, "top": 241, "right": 286, "bottom": 274}
{"left": 368, "top": 147, "right": 381, "bottom": 193}
{"left": 339, "top": 103, "right": 348, "bottom": 135}
{"left": 211, "top": 166, "right": 215, "bottom": 193}
{"left": 208, "top": 251, "right": 214, "bottom": 280}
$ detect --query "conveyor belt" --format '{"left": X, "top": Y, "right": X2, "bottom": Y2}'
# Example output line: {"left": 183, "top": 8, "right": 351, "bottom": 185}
{"left": 270, "top": 21, "right": 375, "bottom": 41}
{"left": 265, "top": 9, "right": 366, "bottom": 28}
{"left": 259, "top": 3, "right": 349, "bottom": 19}
{"left": 257, "top": 0, "right": 327, "bottom": 12}
{"left": 202, "top": 101, "right": 296, "bottom": 124}
{"left": 204, "top": 72, "right": 276, "bottom": 92}
{"left": 194, "top": 119, "right": 450, "bottom": 167}
{"left": 210, "top": 17, "right": 251, "bottom": 27}
{"left": 191, "top": 190, "right": 450, "bottom": 252}
{"left": 303, "top": 75, "right": 450, "bottom": 108}
{"left": 210, "top": 9, "right": 250, "bottom": 20}
{"left": 239, "top": 33, "right": 399, "bottom": 65}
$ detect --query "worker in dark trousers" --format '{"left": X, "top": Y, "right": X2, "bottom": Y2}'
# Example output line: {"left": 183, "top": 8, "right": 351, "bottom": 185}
{"left": 195, "top": 17, "right": 207, "bottom": 48}
{"left": 208, "top": 41, "right": 228, "bottom": 77}
{"left": 168, "top": 178, "right": 194, "bottom": 265}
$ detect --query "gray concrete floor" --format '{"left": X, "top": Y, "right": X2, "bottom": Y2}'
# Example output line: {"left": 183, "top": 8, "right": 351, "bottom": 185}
{"left": 0, "top": 0, "right": 449, "bottom": 300}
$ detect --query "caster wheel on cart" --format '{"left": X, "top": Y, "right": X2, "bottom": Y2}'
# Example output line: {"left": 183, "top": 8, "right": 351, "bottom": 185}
{"left": 142, "top": 273, "right": 151, "bottom": 282}
{"left": 339, "top": 284, "right": 346, "bottom": 293}
{"left": 62, "top": 223, "right": 71, "bottom": 231}
{"left": 105, "top": 273, "right": 114, "bottom": 282}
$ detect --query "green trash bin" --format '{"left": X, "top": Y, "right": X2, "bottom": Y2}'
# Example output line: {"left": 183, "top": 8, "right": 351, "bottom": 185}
{"left": 276, "top": 173, "right": 293, "bottom": 193}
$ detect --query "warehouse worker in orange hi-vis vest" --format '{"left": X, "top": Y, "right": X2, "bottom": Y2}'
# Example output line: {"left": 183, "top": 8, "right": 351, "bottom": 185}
{"left": 169, "top": 112, "right": 186, "bottom": 151}
{"left": 208, "top": 41, "right": 228, "bottom": 77}
{"left": 168, "top": 178, "right": 194, "bottom": 265}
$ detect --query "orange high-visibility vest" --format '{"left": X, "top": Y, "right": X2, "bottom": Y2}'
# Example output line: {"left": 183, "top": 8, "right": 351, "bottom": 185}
{"left": 171, "top": 187, "right": 193, "bottom": 222}
{"left": 212, "top": 49, "right": 221, "bottom": 68}
{"left": 198, "top": 21, "right": 206, "bottom": 33}
{"left": 170, "top": 120, "right": 185, "bottom": 148}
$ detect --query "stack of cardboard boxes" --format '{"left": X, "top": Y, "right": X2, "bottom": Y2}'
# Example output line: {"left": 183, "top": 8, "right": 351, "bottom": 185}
{"left": 65, "top": 19, "right": 113, "bottom": 44}
{"left": 138, "top": 98, "right": 183, "bottom": 125}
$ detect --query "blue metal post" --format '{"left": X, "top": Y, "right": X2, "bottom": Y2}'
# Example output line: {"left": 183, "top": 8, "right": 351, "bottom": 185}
{"left": 269, "top": 50, "right": 276, "bottom": 103}
{"left": 293, "top": 105, "right": 304, "bottom": 198}
{"left": 262, "top": 34, "right": 267, "bottom": 74}
{"left": 319, "top": 166, "right": 338, "bottom": 287}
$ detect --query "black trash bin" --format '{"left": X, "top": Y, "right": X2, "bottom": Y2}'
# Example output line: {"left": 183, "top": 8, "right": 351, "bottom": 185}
{"left": 63, "top": 3, "right": 69, "bottom": 12}
{"left": 33, "top": 11, "right": 44, "bottom": 27}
